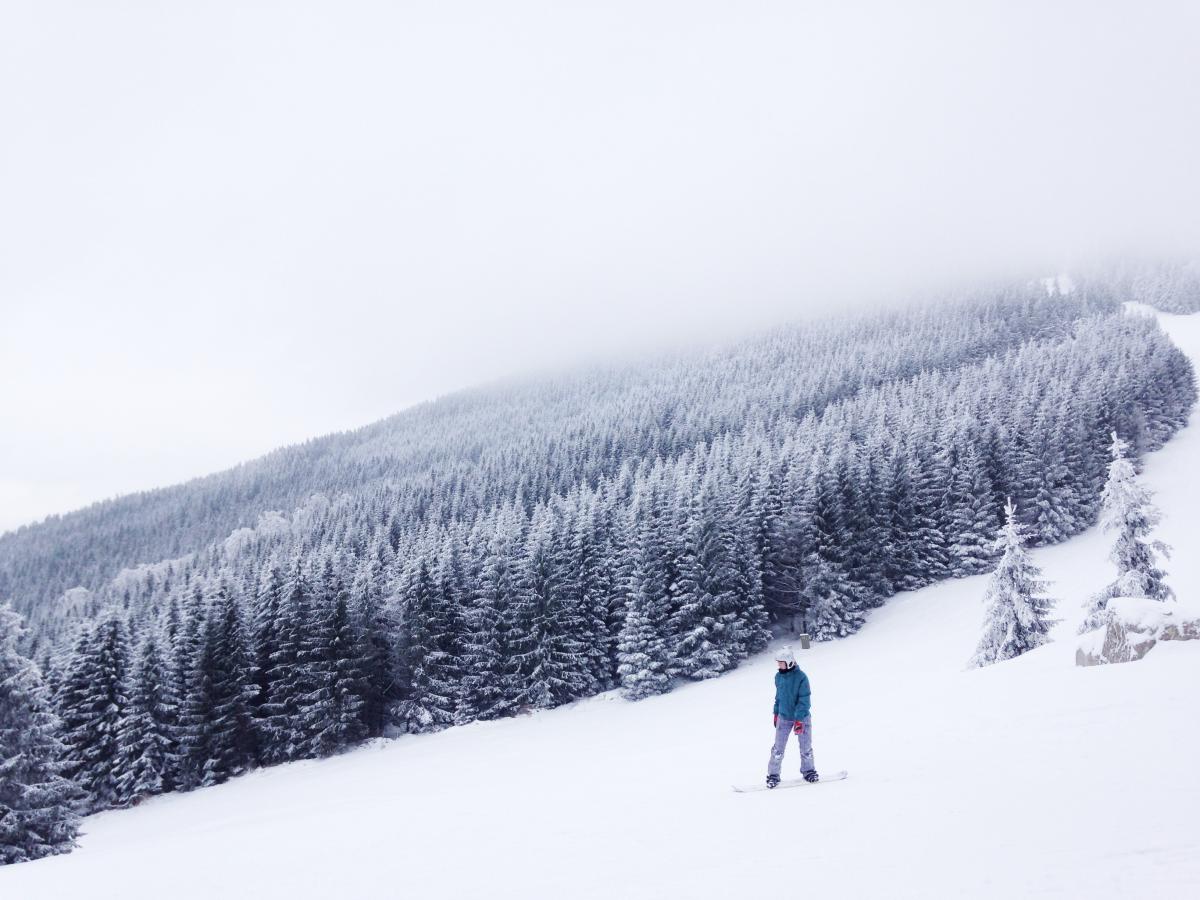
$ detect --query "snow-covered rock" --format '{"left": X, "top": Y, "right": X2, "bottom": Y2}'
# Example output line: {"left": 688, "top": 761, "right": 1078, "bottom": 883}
{"left": 1076, "top": 596, "right": 1200, "bottom": 666}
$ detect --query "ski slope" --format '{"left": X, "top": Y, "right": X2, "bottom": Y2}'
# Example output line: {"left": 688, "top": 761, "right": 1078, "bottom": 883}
{"left": 5, "top": 309, "right": 1199, "bottom": 899}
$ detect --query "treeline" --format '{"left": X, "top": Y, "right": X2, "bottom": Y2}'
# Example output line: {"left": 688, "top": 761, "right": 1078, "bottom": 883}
{"left": 2, "top": 280, "right": 1119, "bottom": 614}
{"left": 21, "top": 304, "right": 1192, "bottom": 822}
{"left": 1115, "top": 259, "right": 1200, "bottom": 314}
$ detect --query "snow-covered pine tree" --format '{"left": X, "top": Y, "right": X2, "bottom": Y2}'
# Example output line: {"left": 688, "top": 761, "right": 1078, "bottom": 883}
{"left": 666, "top": 462, "right": 735, "bottom": 679}
{"left": 728, "top": 457, "right": 771, "bottom": 655}
{"left": 314, "top": 579, "right": 368, "bottom": 752}
{"left": 752, "top": 457, "right": 798, "bottom": 624}
{"left": 693, "top": 458, "right": 762, "bottom": 664}
{"left": 0, "top": 604, "right": 80, "bottom": 865}
{"left": 351, "top": 548, "right": 397, "bottom": 736}
{"left": 908, "top": 438, "right": 953, "bottom": 587}
{"left": 168, "top": 584, "right": 207, "bottom": 788}
{"left": 398, "top": 552, "right": 460, "bottom": 732}
{"left": 174, "top": 589, "right": 221, "bottom": 790}
{"left": 250, "top": 563, "right": 285, "bottom": 752}
{"left": 114, "top": 633, "right": 176, "bottom": 804}
{"left": 201, "top": 586, "right": 257, "bottom": 785}
{"left": 883, "top": 445, "right": 923, "bottom": 592}
{"left": 57, "top": 613, "right": 130, "bottom": 811}
{"left": 1026, "top": 408, "right": 1078, "bottom": 544}
{"left": 260, "top": 563, "right": 315, "bottom": 763}
{"left": 507, "top": 503, "right": 593, "bottom": 708}
{"left": 593, "top": 495, "right": 632, "bottom": 692}
{"left": 1080, "top": 432, "right": 1173, "bottom": 632}
{"left": 615, "top": 547, "right": 672, "bottom": 700}
{"left": 565, "top": 491, "right": 615, "bottom": 694}
{"left": 840, "top": 439, "right": 892, "bottom": 602}
{"left": 458, "top": 508, "right": 520, "bottom": 721}
{"left": 804, "top": 462, "right": 867, "bottom": 641}
{"left": 947, "top": 442, "right": 1001, "bottom": 576}
{"left": 971, "top": 499, "right": 1057, "bottom": 667}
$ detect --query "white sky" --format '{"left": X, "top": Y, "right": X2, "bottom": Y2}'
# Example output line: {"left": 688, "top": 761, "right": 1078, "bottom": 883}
{"left": 3, "top": 1, "right": 1199, "bottom": 534}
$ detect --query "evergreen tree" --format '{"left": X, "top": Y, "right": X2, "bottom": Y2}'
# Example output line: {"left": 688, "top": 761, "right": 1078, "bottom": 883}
{"left": 908, "top": 440, "right": 953, "bottom": 586}
{"left": 352, "top": 550, "right": 398, "bottom": 736}
{"left": 260, "top": 564, "right": 315, "bottom": 763}
{"left": 168, "top": 585, "right": 205, "bottom": 788}
{"left": 567, "top": 492, "right": 616, "bottom": 693}
{"left": 841, "top": 440, "right": 893, "bottom": 602}
{"left": 947, "top": 443, "right": 1001, "bottom": 576}
{"left": 508, "top": 504, "right": 593, "bottom": 708}
{"left": 804, "top": 465, "right": 867, "bottom": 640}
{"left": 58, "top": 613, "right": 130, "bottom": 811}
{"left": 398, "top": 553, "right": 459, "bottom": 732}
{"left": 615, "top": 551, "right": 672, "bottom": 701}
{"left": 1026, "top": 410, "right": 1078, "bottom": 544}
{"left": 203, "top": 587, "right": 257, "bottom": 785}
{"left": 1081, "top": 433, "right": 1173, "bottom": 631}
{"left": 250, "top": 564, "right": 285, "bottom": 750}
{"left": 667, "top": 467, "right": 736, "bottom": 679}
{"left": 971, "top": 500, "right": 1057, "bottom": 667}
{"left": 0, "top": 604, "right": 80, "bottom": 865}
{"left": 320, "top": 583, "right": 369, "bottom": 751}
{"left": 459, "top": 507, "right": 521, "bottom": 720}
{"left": 114, "top": 633, "right": 175, "bottom": 804}
{"left": 883, "top": 447, "right": 923, "bottom": 592}
{"left": 174, "top": 593, "right": 219, "bottom": 790}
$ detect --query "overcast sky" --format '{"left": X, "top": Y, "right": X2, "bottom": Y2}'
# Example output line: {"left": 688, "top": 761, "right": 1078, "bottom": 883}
{"left": 2, "top": 1, "right": 1199, "bottom": 535}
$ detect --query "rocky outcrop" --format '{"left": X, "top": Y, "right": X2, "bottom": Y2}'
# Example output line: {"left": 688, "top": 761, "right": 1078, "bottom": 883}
{"left": 1075, "top": 597, "right": 1199, "bottom": 666}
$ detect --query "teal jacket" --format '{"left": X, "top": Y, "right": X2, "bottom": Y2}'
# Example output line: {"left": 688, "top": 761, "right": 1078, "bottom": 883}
{"left": 773, "top": 665, "right": 811, "bottom": 721}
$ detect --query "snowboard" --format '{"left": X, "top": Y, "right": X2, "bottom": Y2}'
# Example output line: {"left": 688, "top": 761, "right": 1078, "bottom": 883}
{"left": 732, "top": 770, "right": 848, "bottom": 793}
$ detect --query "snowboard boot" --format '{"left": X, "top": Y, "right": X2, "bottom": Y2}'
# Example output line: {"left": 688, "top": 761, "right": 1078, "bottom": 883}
{"left": 803, "top": 770, "right": 819, "bottom": 783}
{"left": 766, "top": 774, "right": 781, "bottom": 789}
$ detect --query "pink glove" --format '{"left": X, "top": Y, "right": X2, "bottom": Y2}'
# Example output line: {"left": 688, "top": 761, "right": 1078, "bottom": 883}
{"left": 793, "top": 720, "right": 805, "bottom": 735}
{"left": 773, "top": 714, "right": 779, "bottom": 728}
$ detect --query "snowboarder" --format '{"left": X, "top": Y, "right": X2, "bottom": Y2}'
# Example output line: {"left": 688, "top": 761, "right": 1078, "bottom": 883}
{"left": 767, "top": 646, "right": 817, "bottom": 788}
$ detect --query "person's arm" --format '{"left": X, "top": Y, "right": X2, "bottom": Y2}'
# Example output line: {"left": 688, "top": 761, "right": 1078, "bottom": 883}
{"left": 795, "top": 671, "right": 811, "bottom": 720}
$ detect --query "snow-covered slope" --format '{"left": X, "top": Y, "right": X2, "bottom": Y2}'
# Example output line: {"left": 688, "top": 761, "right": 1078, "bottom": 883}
{"left": 5, "top": 310, "right": 1200, "bottom": 900}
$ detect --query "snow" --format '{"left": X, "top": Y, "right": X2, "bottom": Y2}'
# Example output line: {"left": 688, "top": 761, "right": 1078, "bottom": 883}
{"left": 1107, "top": 595, "right": 1184, "bottom": 630}
{"left": 5, "top": 309, "right": 1200, "bottom": 898}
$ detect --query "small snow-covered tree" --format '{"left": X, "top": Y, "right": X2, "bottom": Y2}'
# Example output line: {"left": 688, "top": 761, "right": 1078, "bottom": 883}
{"left": 971, "top": 500, "right": 1058, "bottom": 667}
{"left": 0, "top": 604, "right": 80, "bottom": 865}
{"left": 1080, "top": 433, "right": 1172, "bottom": 632}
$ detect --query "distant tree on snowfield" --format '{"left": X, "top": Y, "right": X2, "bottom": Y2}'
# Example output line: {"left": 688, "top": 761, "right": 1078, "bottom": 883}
{"left": 971, "top": 500, "right": 1058, "bottom": 667}
{"left": 1080, "top": 433, "right": 1173, "bottom": 633}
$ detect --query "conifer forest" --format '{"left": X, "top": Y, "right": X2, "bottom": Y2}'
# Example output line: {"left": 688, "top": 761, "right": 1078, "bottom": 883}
{"left": 1, "top": 268, "right": 1196, "bottom": 843}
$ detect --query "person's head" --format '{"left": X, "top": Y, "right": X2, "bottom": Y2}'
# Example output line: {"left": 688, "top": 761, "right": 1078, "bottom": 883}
{"left": 774, "top": 646, "right": 796, "bottom": 670}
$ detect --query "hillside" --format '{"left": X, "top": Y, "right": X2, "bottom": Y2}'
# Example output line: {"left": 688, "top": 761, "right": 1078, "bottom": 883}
{"left": 2, "top": 306, "right": 1197, "bottom": 898}
{"left": 0, "top": 281, "right": 1131, "bottom": 614}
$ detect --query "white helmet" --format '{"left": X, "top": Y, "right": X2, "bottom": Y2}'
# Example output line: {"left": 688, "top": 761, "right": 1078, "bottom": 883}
{"left": 774, "top": 646, "right": 796, "bottom": 666}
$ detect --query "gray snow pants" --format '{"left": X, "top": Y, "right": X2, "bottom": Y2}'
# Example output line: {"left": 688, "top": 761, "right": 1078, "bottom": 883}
{"left": 767, "top": 716, "right": 815, "bottom": 778}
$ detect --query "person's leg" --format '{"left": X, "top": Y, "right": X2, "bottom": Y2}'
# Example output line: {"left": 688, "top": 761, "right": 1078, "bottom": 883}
{"left": 796, "top": 715, "right": 815, "bottom": 776}
{"left": 767, "top": 718, "right": 793, "bottom": 778}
